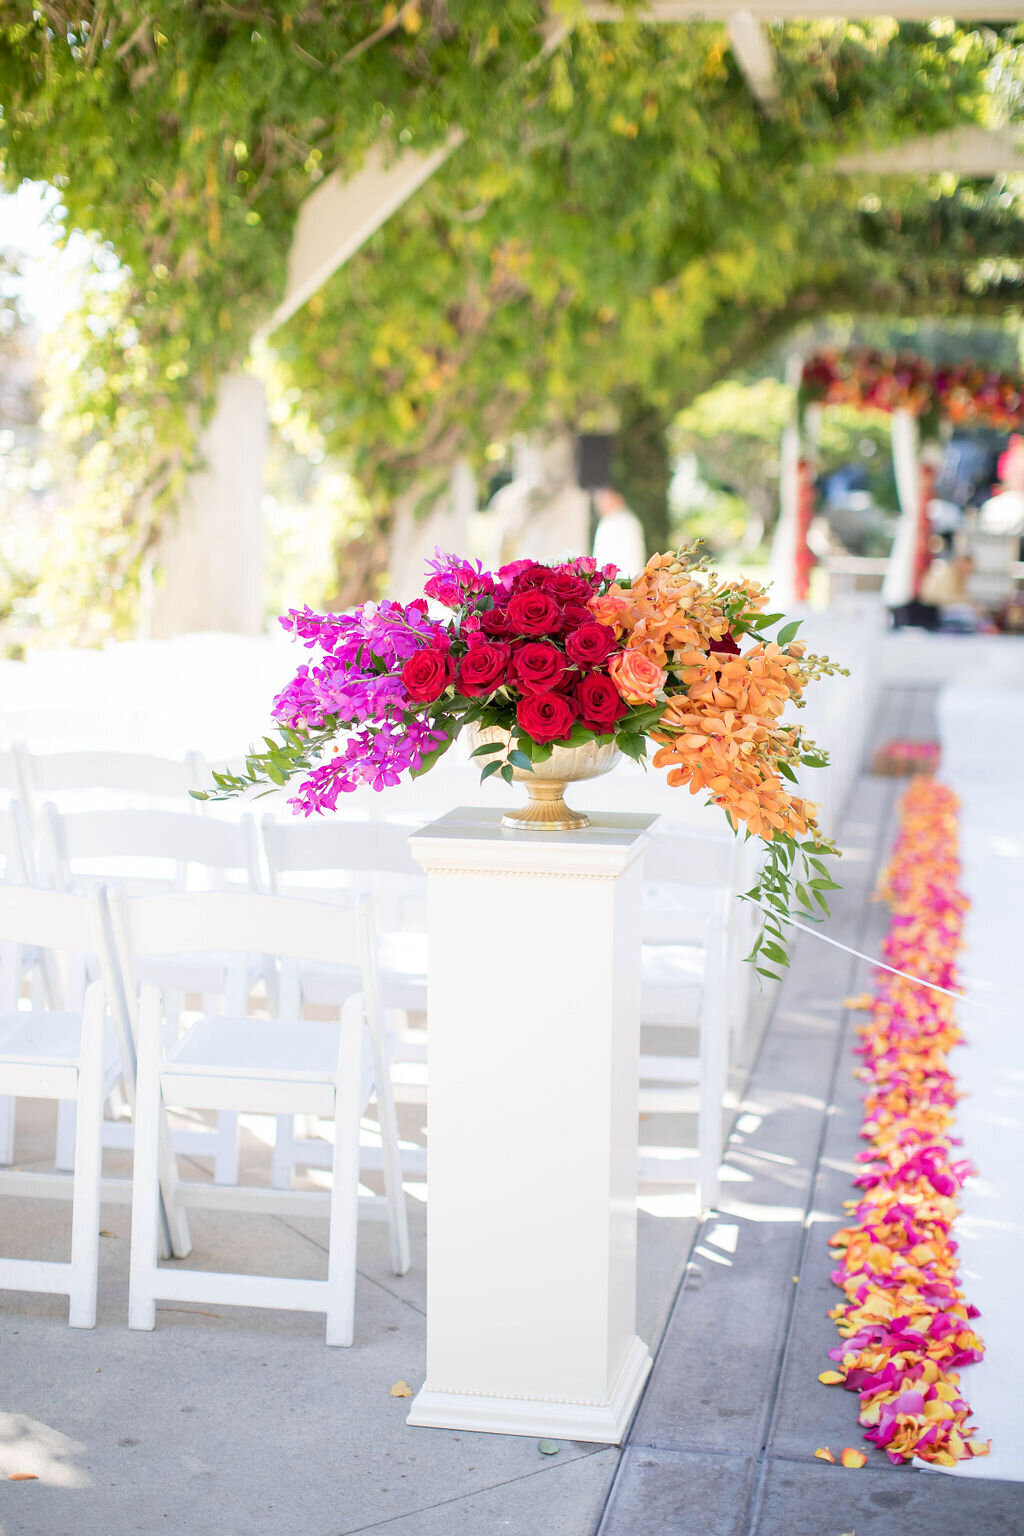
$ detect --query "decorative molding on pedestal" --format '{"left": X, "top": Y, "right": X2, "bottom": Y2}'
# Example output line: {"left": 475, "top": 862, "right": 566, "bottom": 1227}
{"left": 408, "top": 1335, "right": 652, "bottom": 1444}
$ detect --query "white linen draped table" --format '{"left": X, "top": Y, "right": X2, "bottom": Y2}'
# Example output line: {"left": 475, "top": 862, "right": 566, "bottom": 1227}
{"left": 406, "top": 807, "right": 657, "bottom": 1443}
{"left": 933, "top": 683, "right": 1024, "bottom": 1480}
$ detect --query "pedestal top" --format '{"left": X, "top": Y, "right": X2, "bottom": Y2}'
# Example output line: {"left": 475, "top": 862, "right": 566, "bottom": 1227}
{"left": 409, "top": 806, "right": 659, "bottom": 878}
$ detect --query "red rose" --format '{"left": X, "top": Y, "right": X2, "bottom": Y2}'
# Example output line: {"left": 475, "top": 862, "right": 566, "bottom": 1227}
{"left": 565, "top": 622, "right": 618, "bottom": 669}
{"left": 516, "top": 690, "right": 578, "bottom": 744}
{"left": 479, "top": 605, "right": 510, "bottom": 637}
{"left": 512, "top": 562, "right": 557, "bottom": 590}
{"left": 562, "top": 603, "right": 594, "bottom": 632}
{"left": 456, "top": 641, "right": 510, "bottom": 698}
{"left": 510, "top": 642, "right": 568, "bottom": 694}
{"left": 544, "top": 571, "right": 592, "bottom": 603}
{"left": 505, "top": 589, "right": 562, "bottom": 636}
{"left": 576, "top": 672, "right": 628, "bottom": 731}
{"left": 402, "top": 646, "right": 454, "bottom": 703}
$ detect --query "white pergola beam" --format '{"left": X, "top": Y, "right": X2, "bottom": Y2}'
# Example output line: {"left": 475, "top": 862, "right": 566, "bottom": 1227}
{"left": 833, "top": 123, "right": 1024, "bottom": 176}
{"left": 268, "top": 132, "right": 463, "bottom": 333}
{"left": 727, "top": 11, "right": 780, "bottom": 113}
{"left": 585, "top": 2, "right": 1024, "bottom": 17}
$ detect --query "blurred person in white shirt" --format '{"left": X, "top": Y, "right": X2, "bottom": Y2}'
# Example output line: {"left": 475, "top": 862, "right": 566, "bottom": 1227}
{"left": 592, "top": 485, "right": 647, "bottom": 578}
{"left": 979, "top": 435, "right": 1024, "bottom": 539}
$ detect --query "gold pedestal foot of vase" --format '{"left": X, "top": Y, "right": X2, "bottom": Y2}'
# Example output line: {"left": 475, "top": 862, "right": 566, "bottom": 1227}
{"left": 500, "top": 780, "right": 590, "bottom": 832}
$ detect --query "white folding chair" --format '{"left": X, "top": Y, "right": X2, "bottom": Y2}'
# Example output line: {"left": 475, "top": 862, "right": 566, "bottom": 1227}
{"left": 42, "top": 805, "right": 264, "bottom": 1184}
{"left": 637, "top": 829, "right": 749, "bottom": 1212}
{"left": 107, "top": 890, "right": 410, "bottom": 1344}
{"left": 260, "top": 815, "right": 428, "bottom": 1186}
{"left": 0, "top": 797, "right": 36, "bottom": 886}
{"left": 0, "top": 887, "right": 128, "bottom": 1326}
{"left": 14, "top": 745, "right": 206, "bottom": 829}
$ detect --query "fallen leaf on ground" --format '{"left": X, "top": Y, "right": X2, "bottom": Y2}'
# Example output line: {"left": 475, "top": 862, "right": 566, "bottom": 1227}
{"left": 99, "top": 1230, "right": 116, "bottom": 1238}
{"left": 840, "top": 1448, "right": 867, "bottom": 1469}
{"left": 7, "top": 1473, "right": 38, "bottom": 1481}
{"left": 814, "top": 1447, "right": 835, "bottom": 1463}
{"left": 538, "top": 1440, "right": 560, "bottom": 1455}
{"left": 390, "top": 1381, "right": 413, "bottom": 1398}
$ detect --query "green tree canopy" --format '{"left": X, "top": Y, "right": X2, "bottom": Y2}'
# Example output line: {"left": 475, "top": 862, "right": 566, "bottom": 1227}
{"left": 0, "top": 5, "right": 1021, "bottom": 625}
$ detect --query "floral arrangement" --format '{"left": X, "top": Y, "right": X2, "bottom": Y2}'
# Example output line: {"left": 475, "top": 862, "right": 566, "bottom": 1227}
{"left": 801, "top": 349, "right": 1024, "bottom": 431}
{"left": 822, "top": 779, "right": 988, "bottom": 1467}
{"left": 198, "top": 546, "right": 845, "bottom": 972}
{"left": 871, "top": 739, "right": 941, "bottom": 777}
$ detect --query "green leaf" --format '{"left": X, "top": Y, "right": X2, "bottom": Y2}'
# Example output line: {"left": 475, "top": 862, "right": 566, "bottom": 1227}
{"left": 480, "top": 760, "right": 502, "bottom": 780}
{"left": 508, "top": 749, "right": 533, "bottom": 771}
{"left": 777, "top": 620, "right": 802, "bottom": 645}
{"left": 538, "top": 1440, "right": 560, "bottom": 1456}
{"left": 500, "top": 763, "right": 515, "bottom": 784}
{"left": 471, "top": 741, "right": 505, "bottom": 757}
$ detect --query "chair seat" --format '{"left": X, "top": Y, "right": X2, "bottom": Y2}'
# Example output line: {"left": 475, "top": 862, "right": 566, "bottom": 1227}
{"left": 167, "top": 1015, "right": 342, "bottom": 1080}
{"left": 161, "top": 1015, "right": 374, "bottom": 1117}
{"left": 0, "top": 1009, "right": 121, "bottom": 1101}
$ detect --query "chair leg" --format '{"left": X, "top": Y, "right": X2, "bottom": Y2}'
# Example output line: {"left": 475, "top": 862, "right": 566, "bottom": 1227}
{"left": 696, "top": 919, "right": 728, "bottom": 1215}
{"left": 366, "top": 1018, "right": 410, "bottom": 1278}
{"left": 0, "top": 1095, "right": 15, "bottom": 1166}
{"left": 68, "top": 988, "right": 105, "bottom": 1329}
{"left": 212, "top": 1110, "right": 240, "bottom": 1186}
{"left": 270, "top": 1113, "right": 298, "bottom": 1190}
{"left": 55, "top": 1099, "right": 77, "bottom": 1172}
{"left": 129, "top": 990, "right": 170, "bottom": 1330}
{"left": 325, "top": 1009, "right": 364, "bottom": 1347}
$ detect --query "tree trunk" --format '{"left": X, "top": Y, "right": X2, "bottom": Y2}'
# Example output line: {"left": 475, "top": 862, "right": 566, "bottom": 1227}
{"left": 612, "top": 394, "right": 672, "bottom": 555}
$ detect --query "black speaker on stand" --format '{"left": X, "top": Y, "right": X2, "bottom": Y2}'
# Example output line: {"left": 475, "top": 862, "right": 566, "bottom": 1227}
{"left": 576, "top": 433, "right": 613, "bottom": 491}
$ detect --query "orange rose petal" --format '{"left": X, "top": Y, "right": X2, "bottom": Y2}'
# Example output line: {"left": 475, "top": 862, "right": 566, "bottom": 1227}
{"left": 840, "top": 1448, "right": 868, "bottom": 1469}
{"left": 814, "top": 1447, "right": 835, "bottom": 1463}
{"left": 818, "top": 1371, "right": 845, "bottom": 1385}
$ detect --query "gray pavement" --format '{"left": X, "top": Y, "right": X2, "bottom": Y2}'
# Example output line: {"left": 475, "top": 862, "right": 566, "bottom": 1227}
{"left": 598, "top": 685, "right": 1024, "bottom": 1536}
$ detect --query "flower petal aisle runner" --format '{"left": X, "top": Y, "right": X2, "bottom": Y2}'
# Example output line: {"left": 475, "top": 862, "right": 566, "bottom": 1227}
{"left": 822, "top": 778, "right": 989, "bottom": 1467}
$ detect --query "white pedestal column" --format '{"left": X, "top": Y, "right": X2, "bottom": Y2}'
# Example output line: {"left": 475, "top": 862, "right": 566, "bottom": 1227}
{"left": 407, "top": 807, "right": 656, "bottom": 1444}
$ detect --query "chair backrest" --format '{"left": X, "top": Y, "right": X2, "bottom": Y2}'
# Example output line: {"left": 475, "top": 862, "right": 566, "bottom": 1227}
{"left": 0, "top": 884, "right": 106, "bottom": 1012}
{"left": 15, "top": 745, "right": 204, "bottom": 798}
{"left": 107, "top": 889, "right": 378, "bottom": 1028}
{"left": 41, "top": 805, "right": 261, "bottom": 896}
{"left": 261, "top": 815, "right": 422, "bottom": 888}
{"left": 644, "top": 828, "right": 741, "bottom": 890}
{"left": 0, "top": 799, "right": 36, "bottom": 886}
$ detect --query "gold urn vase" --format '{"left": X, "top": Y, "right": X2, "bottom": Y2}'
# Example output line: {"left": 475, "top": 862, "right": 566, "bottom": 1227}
{"left": 465, "top": 724, "right": 621, "bottom": 832}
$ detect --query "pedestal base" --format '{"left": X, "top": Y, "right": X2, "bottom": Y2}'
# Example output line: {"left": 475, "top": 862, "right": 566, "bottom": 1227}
{"left": 407, "top": 1336, "right": 652, "bottom": 1444}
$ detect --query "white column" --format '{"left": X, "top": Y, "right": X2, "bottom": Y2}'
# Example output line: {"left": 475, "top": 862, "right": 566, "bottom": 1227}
{"left": 769, "top": 353, "right": 804, "bottom": 608}
{"left": 407, "top": 807, "right": 656, "bottom": 1442}
{"left": 386, "top": 457, "right": 477, "bottom": 601}
{"left": 882, "top": 407, "right": 921, "bottom": 608}
{"left": 145, "top": 373, "right": 267, "bottom": 638}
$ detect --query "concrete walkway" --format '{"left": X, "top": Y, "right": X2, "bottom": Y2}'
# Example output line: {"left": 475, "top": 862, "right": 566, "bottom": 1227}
{"left": 598, "top": 685, "right": 1024, "bottom": 1536}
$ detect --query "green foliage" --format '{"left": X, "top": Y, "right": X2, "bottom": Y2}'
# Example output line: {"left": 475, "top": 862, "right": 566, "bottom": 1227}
{"left": 1, "top": 8, "right": 1022, "bottom": 628}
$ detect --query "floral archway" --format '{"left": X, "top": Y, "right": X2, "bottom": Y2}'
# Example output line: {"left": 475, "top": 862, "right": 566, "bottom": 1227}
{"left": 771, "top": 349, "right": 1024, "bottom": 607}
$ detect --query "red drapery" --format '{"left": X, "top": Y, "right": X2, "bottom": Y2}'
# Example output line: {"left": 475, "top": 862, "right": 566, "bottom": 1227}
{"left": 794, "top": 458, "right": 816, "bottom": 601}
{"left": 913, "top": 461, "right": 936, "bottom": 597}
